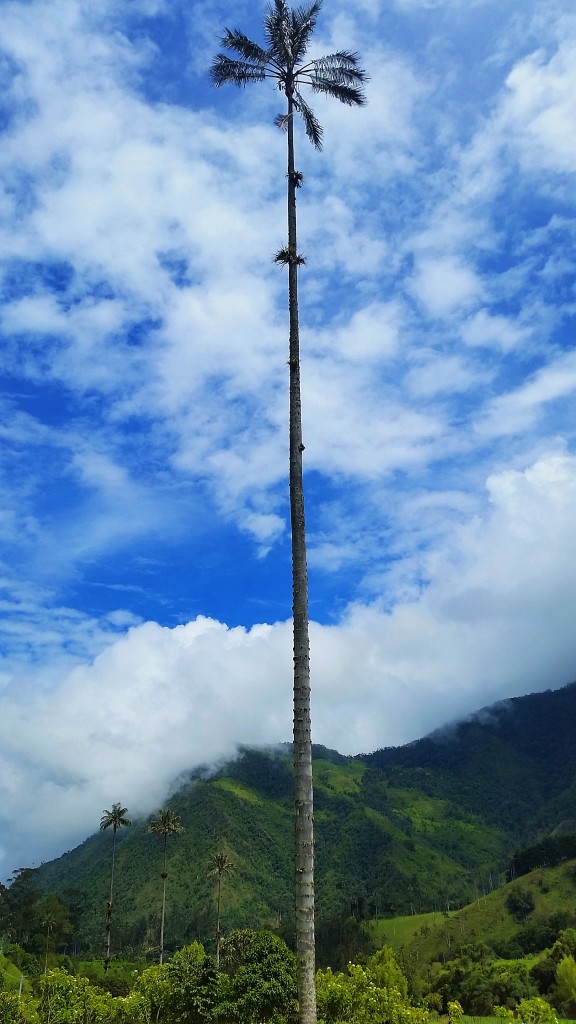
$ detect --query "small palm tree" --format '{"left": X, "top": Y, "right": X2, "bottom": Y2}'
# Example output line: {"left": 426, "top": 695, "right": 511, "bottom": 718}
{"left": 100, "top": 803, "right": 131, "bottom": 973}
{"left": 42, "top": 915, "right": 56, "bottom": 975}
{"left": 211, "top": 5, "right": 367, "bottom": 1022}
{"left": 207, "top": 849, "right": 233, "bottom": 968}
{"left": 149, "top": 809, "right": 185, "bottom": 964}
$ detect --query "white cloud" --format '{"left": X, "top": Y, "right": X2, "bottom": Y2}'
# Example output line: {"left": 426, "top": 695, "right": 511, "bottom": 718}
{"left": 309, "top": 302, "right": 402, "bottom": 362}
{"left": 303, "top": 356, "right": 447, "bottom": 479}
{"left": 462, "top": 309, "right": 531, "bottom": 352}
{"left": 410, "top": 256, "right": 482, "bottom": 318}
{"left": 311, "top": 42, "right": 426, "bottom": 186}
{"left": 2, "top": 450, "right": 576, "bottom": 875}
{"left": 501, "top": 40, "right": 576, "bottom": 175}
{"left": 476, "top": 351, "right": 576, "bottom": 438}
{"left": 405, "top": 350, "right": 486, "bottom": 397}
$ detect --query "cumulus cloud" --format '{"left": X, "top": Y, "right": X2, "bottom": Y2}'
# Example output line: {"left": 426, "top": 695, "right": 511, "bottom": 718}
{"left": 3, "top": 451, "right": 576, "bottom": 874}
{"left": 410, "top": 256, "right": 483, "bottom": 317}
{"left": 500, "top": 40, "right": 576, "bottom": 176}
{"left": 462, "top": 310, "right": 531, "bottom": 352}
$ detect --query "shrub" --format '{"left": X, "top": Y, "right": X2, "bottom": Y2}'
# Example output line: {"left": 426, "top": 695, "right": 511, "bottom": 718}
{"left": 316, "top": 950, "right": 429, "bottom": 1024}
{"left": 0, "top": 991, "right": 39, "bottom": 1023}
{"left": 448, "top": 999, "right": 463, "bottom": 1023}
{"left": 506, "top": 889, "right": 535, "bottom": 923}
{"left": 516, "top": 996, "right": 557, "bottom": 1024}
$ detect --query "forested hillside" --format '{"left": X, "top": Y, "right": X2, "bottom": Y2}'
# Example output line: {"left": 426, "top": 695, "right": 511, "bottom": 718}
{"left": 16, "top": 681, "right": 576, "bottom": 960}
{"left": 361, "top": 682, "right": 576, "bottom": 839}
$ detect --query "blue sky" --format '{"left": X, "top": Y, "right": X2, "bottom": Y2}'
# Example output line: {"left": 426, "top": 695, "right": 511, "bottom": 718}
{"left": 1, "top": 0, "right": 576, "bottom": 875}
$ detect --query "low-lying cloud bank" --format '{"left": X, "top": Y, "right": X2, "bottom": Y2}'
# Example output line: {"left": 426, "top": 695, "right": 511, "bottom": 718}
{"left": 2, "top": 450, "right": 576, "bottom": 878}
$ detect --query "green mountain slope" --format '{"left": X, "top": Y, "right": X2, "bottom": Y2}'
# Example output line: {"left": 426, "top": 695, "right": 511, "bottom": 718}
{"left": 29, "top": 681, "right": 576, "bottom": 959}
{"left": 360, "top": 682, "right": 576, "bottom": 838}
{"left": 372, "top": 857, "right": 576, "bottom": 964}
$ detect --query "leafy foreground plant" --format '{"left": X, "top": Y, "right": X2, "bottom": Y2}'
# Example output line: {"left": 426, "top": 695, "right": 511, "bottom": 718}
{"left": 0, "top": 936, "right": 429, "bottom": 1024}
{"left": 135, "top": 942, "right": 219, "bottom": 1024}
{"left": 0, "top": 991, "right": 39, "bottom": 1024}
{"left": 316, "top": 946, "right": 429, "bottom": 1024}
{"left": 211, "top": 6, "right": 367, "bottom": 1022}
{"left": 494, "top": 996, "right": 559, "bottom": 1024}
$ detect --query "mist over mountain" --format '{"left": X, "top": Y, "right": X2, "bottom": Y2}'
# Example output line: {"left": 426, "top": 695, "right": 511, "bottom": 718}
{"left": 27, "top": 680, "right": 576, "bottom": 957}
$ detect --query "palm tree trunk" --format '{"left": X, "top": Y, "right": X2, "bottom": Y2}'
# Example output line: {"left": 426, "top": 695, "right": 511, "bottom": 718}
{"left": 287, "top": 93, "right": 317, "bottom": 1024}
{"left": 104, "top": 827, "right": 117, "bottom": 974}
{"left": 159, "top": 877, "right": 167, "bottom": 964}
{"left": 160, "top": 836, "right": 167, "bottom": 964}
{"left": 215, "top": 874, "right": 222, "bottom": 969}
{"left": 109, "top": 828, "right": 117, "bottom": 904}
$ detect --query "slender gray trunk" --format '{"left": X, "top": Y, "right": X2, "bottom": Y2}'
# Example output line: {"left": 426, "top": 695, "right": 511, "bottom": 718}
{"left": 159, "top": 836, "right": 167, "bottom": 964}
{"left": 104, "top": 827, "right": 116, "bottom": 974}
{"left": 215, "top": 875, "right": 222, "bottom": 969}
{"left": 287, "top": 93, "right": 316, "bottom": 1024}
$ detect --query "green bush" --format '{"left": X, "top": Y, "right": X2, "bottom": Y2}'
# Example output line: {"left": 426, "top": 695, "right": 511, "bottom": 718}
{"left": 506, "top": 889, "right": 535, "bottom": 923}
{"left": 448, "top": 1000, "right": 463, "bottom": 1024}
{"left": 136, "top": 942, "right": 219, "bottom": 1024}
{"left": 516, "top": 996, "right": 557, "bottom": 1024}
{"left": 316, "top": 946, "right": 429, "bottom": 1024}
{"left": 553, "top": 955, "right": 576, "bottom": 1016}
{"left": 0, "top": 991, "right": 39, "bottom": 1023}
{"left": 219, "top": 930, "right": 297, "bottom": 1024}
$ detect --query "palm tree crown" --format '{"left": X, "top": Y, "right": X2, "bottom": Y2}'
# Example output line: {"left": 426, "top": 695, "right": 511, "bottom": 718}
{"left": 149, "top": 808, "right": 184, "bottom": 843}
{"left": 100, "top": 804, "right": 131, "bottom": 834}
{"left": 208, "top": 849, "right": 232, "bottom": 878}
{"left": 210, "top": 0, "right": 367, "bottom": 149}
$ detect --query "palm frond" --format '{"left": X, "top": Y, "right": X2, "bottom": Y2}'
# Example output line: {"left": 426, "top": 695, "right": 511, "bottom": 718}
{"left": 100, "top": 804, "right": 131, "bottom": 831}
{"left": 293, "top": 88, "right": 323, "bottom": 149}
{"left": 210, "top": 55, "right": 268, "bottom": 88}
{"left": 149, "top": 809, "right": 185, "bottom": 836}
{"left": 274, "top": 245, "right": 306, "bottom": 265}
{"left": 220, "top": 28, "right": 270, "bottom": 65}
{"left": 265, "top": 0, "right": 292, "bottom": 64}
{"left": 309, "top": 51, "right": 368, "bottom": 83}
{"left": 303, "top": 53, "right": 368, "bottom": 105}
{"left": 264, "top": 0, "right": 322, "bottom": 68}
{"left": 314, "top": 49, "right": 365, "bottom": 68}
{"left": 308, "top": 76, "right": 367, "bottom": 106}
{"left": 274, "top": 112, "right": 290, "bottom": 131}
{"left": 290, "top": 1, "right": 323, "bottom": 64}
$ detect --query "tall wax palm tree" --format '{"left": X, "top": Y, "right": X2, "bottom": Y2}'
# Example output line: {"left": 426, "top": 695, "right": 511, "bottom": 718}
{"left": 100, "top": 803, "right": 131, "bottom": 973}
{"left": 149, "top": 809, "right": 184, "bottom": 964}
{"left": 211, "top": 5, "right": 367, "bottom": 1023}
{"left": 207, "top": 848, "right": 233, "bottom": 968}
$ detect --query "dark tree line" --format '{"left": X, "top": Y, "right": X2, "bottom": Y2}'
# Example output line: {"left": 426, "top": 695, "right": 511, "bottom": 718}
{"left": 0, "top": 868, "right": 82, "bottom": 969}
{"left": 510, "top": 835, "right": 576, "bottom": 879}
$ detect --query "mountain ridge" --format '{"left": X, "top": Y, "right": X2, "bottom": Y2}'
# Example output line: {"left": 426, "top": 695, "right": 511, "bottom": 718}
{"left": 29, "top": 679, "right": 576, "bottom": 958}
